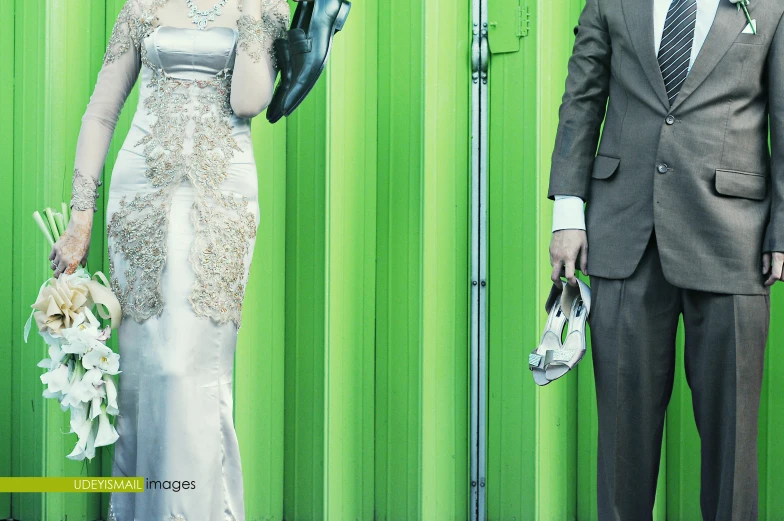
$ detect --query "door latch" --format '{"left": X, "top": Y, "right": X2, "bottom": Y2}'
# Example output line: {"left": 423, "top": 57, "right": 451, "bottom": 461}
{"left": 472, "top": 22, "right": 490, "bottom": 85}
{"left": 472, "top": 22, "right": 481, "bottom": 83}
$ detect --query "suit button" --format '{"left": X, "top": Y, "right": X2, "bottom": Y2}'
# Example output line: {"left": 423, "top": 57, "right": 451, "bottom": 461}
{"left": 657, "top": 163, "right": 668, "bottom": 173}
{"left": 665, "top": 115, "right": 675, "bottom": 125}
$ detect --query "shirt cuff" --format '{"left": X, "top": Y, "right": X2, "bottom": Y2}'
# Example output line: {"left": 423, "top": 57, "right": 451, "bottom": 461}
{"left": 552, "top": 195, "right": 586, "bottom": 232}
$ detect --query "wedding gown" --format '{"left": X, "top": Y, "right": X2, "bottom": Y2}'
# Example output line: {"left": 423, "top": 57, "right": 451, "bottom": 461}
{"left": 68, "top": 0, "right": 289, "bottom": 519}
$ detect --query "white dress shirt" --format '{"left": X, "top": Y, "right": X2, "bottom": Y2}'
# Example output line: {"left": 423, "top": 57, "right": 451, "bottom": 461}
{"left": 552, "top": 0, "right": 721, "bottom": 232}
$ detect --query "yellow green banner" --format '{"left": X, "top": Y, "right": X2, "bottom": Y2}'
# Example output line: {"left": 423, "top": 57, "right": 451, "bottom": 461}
{"left": 0, "top": 477, "right": 144, "bottom": 492}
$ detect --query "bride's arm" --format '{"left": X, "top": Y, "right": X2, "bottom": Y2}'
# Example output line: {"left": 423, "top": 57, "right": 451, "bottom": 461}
{"left": 230, "top": 0, "right": 290, "bottom": 118}
{"left": 50, "top": 0, "right": 142, "bottom": 278}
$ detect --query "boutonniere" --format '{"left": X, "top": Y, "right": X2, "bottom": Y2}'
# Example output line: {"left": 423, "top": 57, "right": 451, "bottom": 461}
{"left": 730, "top": 0, "right": 757, "bottom": 34}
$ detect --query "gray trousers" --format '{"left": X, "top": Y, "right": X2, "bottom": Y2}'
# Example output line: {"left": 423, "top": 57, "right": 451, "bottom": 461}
{"left": 589, "top": 231, "right": 770, "bottom": 521}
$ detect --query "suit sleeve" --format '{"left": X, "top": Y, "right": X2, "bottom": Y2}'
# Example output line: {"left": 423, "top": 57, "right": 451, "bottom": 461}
{"left": 764, "top": 12, "right": 784, "bottom": 253}
{"left": 547, "top": 0, "right": 612, "bottom": 201}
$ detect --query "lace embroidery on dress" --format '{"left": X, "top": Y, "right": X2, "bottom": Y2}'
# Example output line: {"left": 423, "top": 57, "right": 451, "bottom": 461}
{"left": 104, "top": 0, "right": 167, "bottom": 65}
{"left": 186, "top": 81, "right": 256, "bottom": 327}
{"left": 70, "top": 168, "right": 103, "bottom": 212}
{"left": 107, "top": 498, "right": 117, "bottom": 521}
{"left": 236, "top": 0, "right": 290, "bottom": 67}
{"left": 105, "top": 0, "right": 257, "bottom": 329}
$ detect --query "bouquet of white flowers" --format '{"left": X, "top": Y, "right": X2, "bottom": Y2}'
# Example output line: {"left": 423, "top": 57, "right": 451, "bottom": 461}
{"left": 24, "top": 203, "right": 123, "bottom": 461}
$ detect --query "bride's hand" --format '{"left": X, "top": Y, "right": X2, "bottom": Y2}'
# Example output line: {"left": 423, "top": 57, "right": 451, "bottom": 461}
{"left": 49, "top": 210, "right": 93, "bottom": 278}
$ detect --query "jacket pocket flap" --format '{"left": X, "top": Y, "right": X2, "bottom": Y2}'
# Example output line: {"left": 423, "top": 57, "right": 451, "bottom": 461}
{"left": 714, "top": 169, "right": 767, "bottom": 200}
{"left": 591, "top": 155, "right": 620, "bottom": 179}
{"left": 734, "top": 32, "right": 766, "bottom": 45}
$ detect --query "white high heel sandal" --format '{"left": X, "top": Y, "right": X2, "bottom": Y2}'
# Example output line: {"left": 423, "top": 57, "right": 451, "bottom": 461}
{"left": 529, "top": 278, "right": 592, "bottom": 385}
{"left": 529, "top": 282, "right": 569, "bottom": 386}
{"left": 544, "top": 278, "right": 591, "bottom": 382}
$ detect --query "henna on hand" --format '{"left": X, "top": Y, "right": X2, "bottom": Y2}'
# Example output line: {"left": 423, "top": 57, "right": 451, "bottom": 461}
{"left": 51, "top": 213, "right": 93, "bottom": 278}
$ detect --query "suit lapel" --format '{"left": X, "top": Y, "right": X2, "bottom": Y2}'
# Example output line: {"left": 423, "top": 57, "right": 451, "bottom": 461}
{"left": 623, "top": 0, "right": 670, "bottom": 109}
{"left": 669, "top": 0, "right": 758, "bottom": 111}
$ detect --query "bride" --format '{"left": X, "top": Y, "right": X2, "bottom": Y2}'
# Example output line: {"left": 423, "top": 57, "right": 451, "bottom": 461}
{"left": 47, "top": 0, "right": 289, "bottom": 519}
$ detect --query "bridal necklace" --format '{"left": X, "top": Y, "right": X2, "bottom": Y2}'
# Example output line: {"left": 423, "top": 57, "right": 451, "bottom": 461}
{"left": 185, "top": 0, "right": 230, "bottom": 29}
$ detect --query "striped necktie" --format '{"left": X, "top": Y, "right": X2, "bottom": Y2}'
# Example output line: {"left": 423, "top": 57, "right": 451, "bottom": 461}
{"left": 658, "top": 0, "right": 698, "bottom": 105}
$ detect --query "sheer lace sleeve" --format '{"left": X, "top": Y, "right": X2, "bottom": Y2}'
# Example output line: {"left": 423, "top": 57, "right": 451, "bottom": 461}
{"left": 70, "top": 0, "right": 143, "bottom": 211}
{"left": 230, "top": 0, "right": 289, "bottom": 118}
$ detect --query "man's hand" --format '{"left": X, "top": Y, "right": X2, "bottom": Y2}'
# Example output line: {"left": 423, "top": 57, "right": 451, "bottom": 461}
{"left": 763, "top": 252, "right": 784, "bottom": 286}
{"left": 550, "top": 229, "right": 588, "bottom": 287}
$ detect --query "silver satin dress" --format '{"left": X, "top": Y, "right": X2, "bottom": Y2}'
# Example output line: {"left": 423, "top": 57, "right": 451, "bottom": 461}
{"left": 105, "top": 26, "right": 259, "bottom": 521}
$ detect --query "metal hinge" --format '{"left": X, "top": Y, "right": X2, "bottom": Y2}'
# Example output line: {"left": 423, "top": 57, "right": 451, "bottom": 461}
{"left": 471, "top": 23, "right": 489, "bottom": 84}
{"left": 517, "top": 4, "right": 530, "bottom": 37}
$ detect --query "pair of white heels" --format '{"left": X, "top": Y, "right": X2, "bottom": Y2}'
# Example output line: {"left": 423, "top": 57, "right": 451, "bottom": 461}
{"left": 529, "top": 278, "right": 592, "bottom": 386}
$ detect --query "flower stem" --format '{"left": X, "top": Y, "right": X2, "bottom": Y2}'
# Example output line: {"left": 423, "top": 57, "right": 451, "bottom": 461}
{"left": 33, "top": 211, "right": 55, "bottom": 246}
{"left": 742, "top": 4, "right": 756, "bottom": 34}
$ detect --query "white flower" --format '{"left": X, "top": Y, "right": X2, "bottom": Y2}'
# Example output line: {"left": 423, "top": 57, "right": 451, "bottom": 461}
{"left": 61, "top": 367, "right": 104, "bottom": 408}
{"left": 40, "top": 362, "right": 71, "bottom": 396}
{"left": 82, "top": 343, "right": 120, "bottom": 375}
{"left": 69, "top": 402, "right": 89, "bottom": 434}
{"left": 103, "top": 374, "right": 119, "bottom": 415}
{"left": 58, "top": 362, "right": 84, "bottom": 408}
{"left": 97, "top": 326, "right": 112, "bottom": 342}
{"left": 48, "top": 343, "right": 69, "bottom": 365}
{"left": 61, "top": 310, "right": 104, "bottom": 357}
{"left": 66, "top": 387, "right": 113, "bottom": 461}
{"left": 38, "top": 345, "right": 70, "bottom": 373}
{"left": 67, "top": 401, "right": 118, "bottom": 460}
{"left": 94, "top": 403, "right": 120, "bottom": 448}
{"left": 90, "top": 395, "right": 103, "bottom": 420}
{"left": 67, "top": 415, "right": 97, "bottom": 461}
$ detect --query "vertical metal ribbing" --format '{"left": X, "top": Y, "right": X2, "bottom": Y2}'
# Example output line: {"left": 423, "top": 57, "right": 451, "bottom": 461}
{"left": 470, "top": 0, "right": 489, "bottom": 518}
{"left": 469, "top": 0, "right": 481, "bottom": 517}
{"left": 478, "top": 1, "right": 489, "bottom": 517}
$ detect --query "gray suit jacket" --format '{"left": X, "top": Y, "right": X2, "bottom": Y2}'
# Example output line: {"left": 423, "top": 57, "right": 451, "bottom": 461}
{"left": 549, "top": 0, "right": 784, "bottom": 294}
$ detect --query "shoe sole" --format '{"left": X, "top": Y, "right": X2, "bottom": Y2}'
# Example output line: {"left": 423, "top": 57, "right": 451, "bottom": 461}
{"left": 283, "top": 0, "right": 351, "bottom": 117}
{"left": 266, "top": 38, "right": 291, "bottom": 124}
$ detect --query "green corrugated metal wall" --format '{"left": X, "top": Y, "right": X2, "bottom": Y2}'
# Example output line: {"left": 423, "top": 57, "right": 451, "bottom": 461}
{"left": 2, "top": 0, "right": 784, "bottom": 520}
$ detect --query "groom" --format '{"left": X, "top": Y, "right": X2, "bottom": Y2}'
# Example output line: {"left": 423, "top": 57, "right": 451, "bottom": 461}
{"left": 548, "top": 0, "right": 784, "bottom": 519}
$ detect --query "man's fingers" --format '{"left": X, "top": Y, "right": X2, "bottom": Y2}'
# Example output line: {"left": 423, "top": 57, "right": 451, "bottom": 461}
{"left": 763, "top": 252, "right": 771, "bottom": 275}
{"left": 564, "top": 259, "right": 578, "bottom": 286}
{"left": 551, "top": 260, "right": 564, "bottom": 285}
{"left": 550, "top": 230, "right": 587, "bottom": 286}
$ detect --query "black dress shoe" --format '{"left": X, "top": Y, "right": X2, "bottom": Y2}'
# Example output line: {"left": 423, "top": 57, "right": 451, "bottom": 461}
{"left": 279, "top": 0, "right": 350, "bottom": 116}
{"left": 266, "top": 1, "right": 312, "bottom": 123}
{"left": 266, "top": 38, "right": 292, "bottom": 123}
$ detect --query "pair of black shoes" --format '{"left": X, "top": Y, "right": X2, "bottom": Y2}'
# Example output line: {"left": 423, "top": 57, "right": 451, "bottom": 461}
{"left": 266, "top": 0, "right": 351, "bottom": 123}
